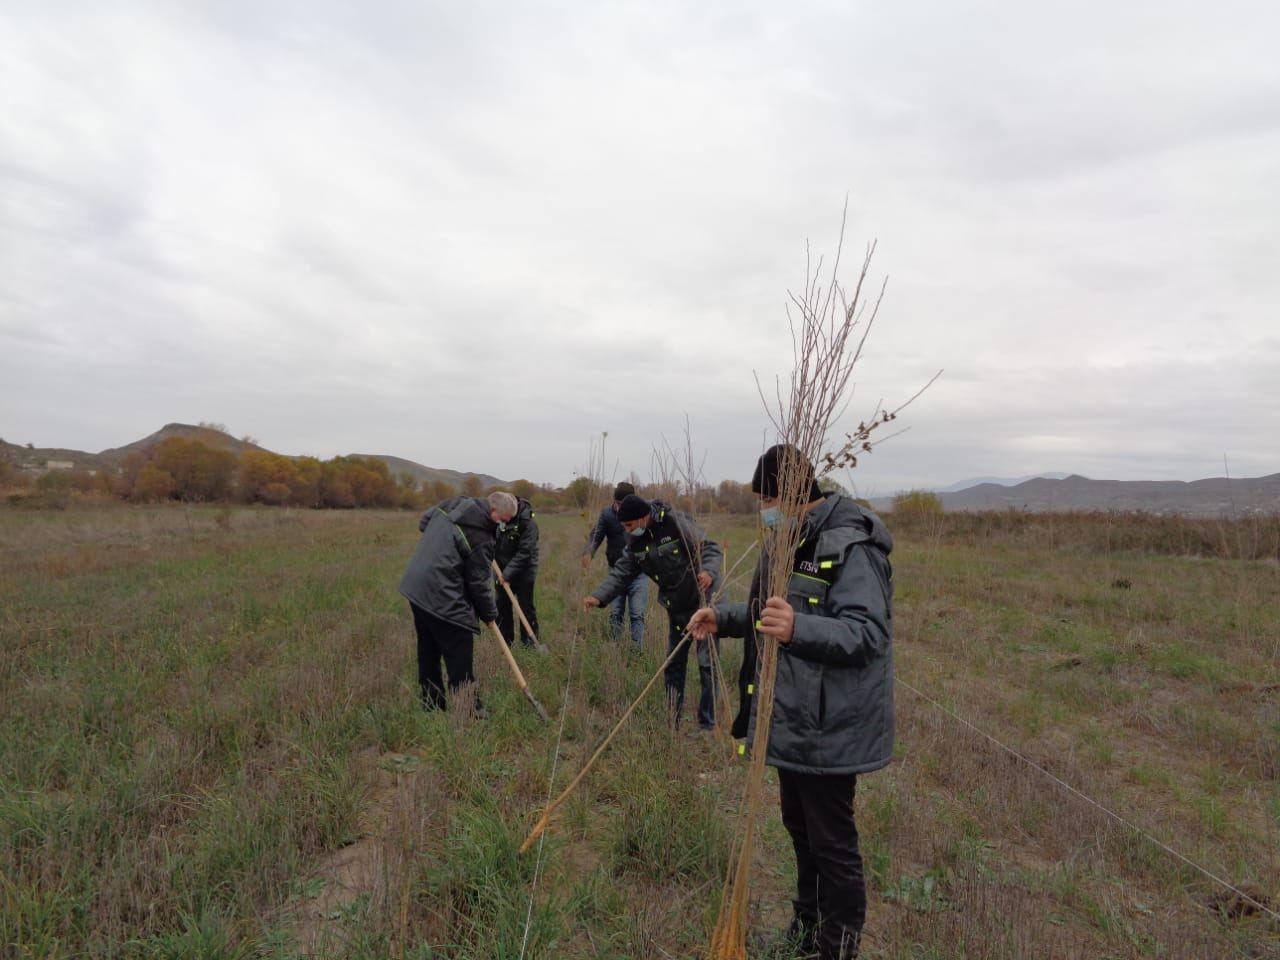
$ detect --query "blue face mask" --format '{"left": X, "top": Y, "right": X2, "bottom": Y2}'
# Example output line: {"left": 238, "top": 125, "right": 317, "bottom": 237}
{"left": 629, "top": 525, "right": 646, "bottom": 538}
{"left": 760, "top": 506, "right": 783, "bottom": 529}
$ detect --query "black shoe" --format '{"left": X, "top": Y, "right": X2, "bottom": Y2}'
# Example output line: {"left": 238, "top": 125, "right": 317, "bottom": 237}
{"left": 748, "top": 918, "right": 818, "bottom": 959}
{"left": 818, "top": 925, "right": 860, "bottom": 960}
{"left": 786, "top": 914, "right": 820, "bottom": 956}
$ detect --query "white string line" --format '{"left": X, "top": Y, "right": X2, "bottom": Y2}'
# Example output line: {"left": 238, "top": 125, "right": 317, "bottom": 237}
{"left": 519, "top": 566, "right": 588, "bottom": 960}
{"left": 896, "top": 677, "right": 1280, "bottom": 924}
{"left": 517, "top": 534, "right": 759, "bottom": 955}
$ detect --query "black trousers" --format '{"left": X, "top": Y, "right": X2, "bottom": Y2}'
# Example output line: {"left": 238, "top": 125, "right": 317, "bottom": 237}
{"left": 409, "top": 602, "right": 478, "bottom": 711}
{"left": 778, "top": 769, "right": 865, "bottom": 960}
{"left": 495, "top": 573, "right": 539, "bottom": 647}
{"left": 664, "top": 607, "right": 718, "bottom": 729}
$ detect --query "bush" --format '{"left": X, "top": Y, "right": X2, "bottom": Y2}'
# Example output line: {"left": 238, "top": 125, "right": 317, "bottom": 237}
{"left": 892, "top": 490, "right": 944, "bottom": 518}
{"left": 35, "top": 471, "right": 73, "bottom": 492}
{"left": 7, "top": 489, "right": 68, "bottom": 509}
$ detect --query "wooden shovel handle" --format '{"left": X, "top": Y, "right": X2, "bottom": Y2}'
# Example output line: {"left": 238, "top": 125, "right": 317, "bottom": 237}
{"left": 486, "top": 620, "right": 549, "bottom": 723}
{"left": 492, "top": 560, "right": 545, "bottom": 649}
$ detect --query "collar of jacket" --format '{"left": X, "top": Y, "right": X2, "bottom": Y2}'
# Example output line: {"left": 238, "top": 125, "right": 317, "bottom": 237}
{"left": 799, "top": 492, "right": 840, "bottom": 539}
{"left": 642, "top": 501, "right": 670, "bottom": 538}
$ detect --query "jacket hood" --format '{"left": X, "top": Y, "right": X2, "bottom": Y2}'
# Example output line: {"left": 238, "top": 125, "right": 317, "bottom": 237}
{"left": 452, "top": 496, "right": 497, "bottom": 534}
{"left": 806, "top": 494, "right": 893, "bottom": 555}
{"left": 646, "top": 499, "right": 673, "bottom": 521}
{"left": 515, "top": 497, "right": 535, "bottom": 522}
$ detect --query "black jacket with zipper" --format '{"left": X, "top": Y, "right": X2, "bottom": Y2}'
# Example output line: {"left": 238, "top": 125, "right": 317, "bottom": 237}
{"left": 494, "top": 497, "right": 539, "bottom": 582}
{"left": 584, "top": 503, "right": 628, "bottom": 567}
{"left": 590, "top": 500, "right": 723, "bottom": 614}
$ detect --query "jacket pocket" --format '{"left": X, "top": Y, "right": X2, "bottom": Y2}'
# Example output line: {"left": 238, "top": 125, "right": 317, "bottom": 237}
{"left": 654, "top": 539, "right": 689, "bottom": 590}
{"left": 772, "top": 654, "right": 824, "bottom": 761}
{"left": 820, "top": 665, "right": 860, "bottom": 733}
{"left": 786, "top": 572, "right": 829, "bottom": 615}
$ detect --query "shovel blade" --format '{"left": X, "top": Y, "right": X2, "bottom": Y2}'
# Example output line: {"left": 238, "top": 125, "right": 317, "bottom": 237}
{"left": 524, "top": 686, "right": 550, "bottom": 723}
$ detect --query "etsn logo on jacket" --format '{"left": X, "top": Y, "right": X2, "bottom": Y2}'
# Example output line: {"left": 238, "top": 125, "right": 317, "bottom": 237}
{"left": 798, "top": 559, "right": 822, "bottom": 575}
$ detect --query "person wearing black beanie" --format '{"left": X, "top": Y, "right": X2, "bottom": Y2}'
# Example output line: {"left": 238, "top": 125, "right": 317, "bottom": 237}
{"left": 751, "top": 443, "right": 824, "bottom": 504}
{"left": 615, "top": 494, "right": 650, "bottom": 522}
{"left": 582, "top": 483, "right": 649, "bottom": 648}
{"left": 583, "top": 495, "right": 725, "bottom": 729}
{"left": 687, "top": 446, "right": 895, "bottom": 959}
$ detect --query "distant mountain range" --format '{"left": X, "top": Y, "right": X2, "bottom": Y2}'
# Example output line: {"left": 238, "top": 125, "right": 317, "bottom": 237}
{"left": 347, "top": 454, "right": 505, "bottom": 491}
{"left": 931, "top": 473, "right": 1072, "bottom": 493}
{"left": 870, "top": 472, "right": 1280, "bottom": 517}
{"left": 7, "top": 425, "right": 1276, "bottom": 514}
{"left": 1, "top": 424, "right": 507, "bottom": 491}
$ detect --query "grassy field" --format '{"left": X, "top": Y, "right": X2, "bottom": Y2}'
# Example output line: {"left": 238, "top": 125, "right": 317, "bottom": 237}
{"left": 2, "top": 504, "right": 1277, "bottom": 958}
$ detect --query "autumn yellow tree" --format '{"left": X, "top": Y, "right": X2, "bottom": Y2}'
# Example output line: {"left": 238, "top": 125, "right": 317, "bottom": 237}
{"left": 510, "top": 478, "right": 537, "bottom": 503}
{"left": 429, "top": 479, "right": 455, "bottom": 504}
{"left": 153, "top": 437, "right": 236, "bottom": 501}
{"left": 131, "top": 465, "right": 175, "bottom": 503}
{"left": 240, "top": 451, "right": 304, "bottom": 505}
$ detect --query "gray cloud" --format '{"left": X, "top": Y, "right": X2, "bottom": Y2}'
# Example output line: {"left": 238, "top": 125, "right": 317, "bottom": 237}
{"left": 2, "top": 1, "right": 1278, "bottom": 490}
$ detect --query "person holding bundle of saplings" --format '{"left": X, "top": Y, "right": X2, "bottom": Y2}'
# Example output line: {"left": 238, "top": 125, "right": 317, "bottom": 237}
{"left": 689, "top": 444, "right": 895, "bottom": 960}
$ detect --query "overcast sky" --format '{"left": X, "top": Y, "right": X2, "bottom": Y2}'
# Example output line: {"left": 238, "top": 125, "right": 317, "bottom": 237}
{"left": 3, "top": 1, "right": 1277, "bottom": 495}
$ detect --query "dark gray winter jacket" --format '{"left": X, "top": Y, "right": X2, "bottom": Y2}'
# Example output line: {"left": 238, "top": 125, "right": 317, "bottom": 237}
{"left": 715, "top": 495, "right": 894, "bottom": 775}
{"left": 399, "top": 496, "right": 500, "bottom": 631}
{"left": 584, "top": 503, "right": 628, "bottom": 567}
{"left": 590, "top": 500, "right": 723, "bottom": 614}
{"left": 494, "top": 497, "right": 539, "bottom": 582}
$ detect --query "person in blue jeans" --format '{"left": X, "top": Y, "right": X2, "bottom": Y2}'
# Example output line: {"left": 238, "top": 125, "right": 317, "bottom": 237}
{"left": 582, "top": 482, "right": 649, "bottom": 649}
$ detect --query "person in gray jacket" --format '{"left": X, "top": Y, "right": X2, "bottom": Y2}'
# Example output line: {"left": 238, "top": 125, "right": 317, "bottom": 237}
{"left": 584, "top": 494, "right": 723, "bottom": 728}
{"left": 688, "top": 445, "right": 893, "bottom": 960}
{"left": 399, "top": 491, "right": 518, "bottom": 712}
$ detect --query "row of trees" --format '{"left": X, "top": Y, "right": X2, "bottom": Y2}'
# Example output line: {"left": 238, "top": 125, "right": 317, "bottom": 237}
{"left": 5, "top": 436, "right": 932, "bottom": 514}
{"left": 121, "top": 439, "right": 426, "bottom": 507}
{"left": 4, "top": 439, "right": 597, "bottom": 511}
{"left": 1, "top": 439, "right": 426, "bottom": 509}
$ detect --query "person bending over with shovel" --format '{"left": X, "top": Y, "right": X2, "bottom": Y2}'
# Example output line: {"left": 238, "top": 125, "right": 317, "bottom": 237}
{"left": 583, "top": 494, "right": 723, "bottom": 729}
{"left": 688, "top": 445, "right": 894, "bottom": 960}
{"left": 399, "top": 490, "right": 518, "bottom": 715}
